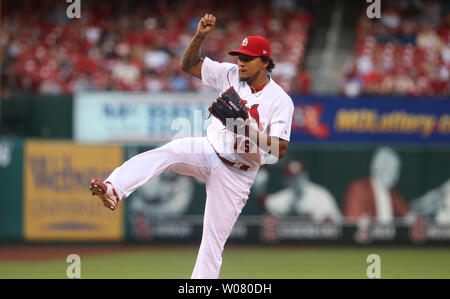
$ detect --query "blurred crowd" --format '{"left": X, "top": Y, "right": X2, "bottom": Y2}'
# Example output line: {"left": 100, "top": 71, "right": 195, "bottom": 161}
{"left": 1, "top": 0, "right": 313, "bottom": 97}
{"left": 342, "top": 0, "right": 450, "bottom": 97}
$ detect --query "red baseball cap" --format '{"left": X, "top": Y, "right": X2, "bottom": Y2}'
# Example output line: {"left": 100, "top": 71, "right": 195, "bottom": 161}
{"left": 229, "top": 36, "right": 271, "bottom": 58}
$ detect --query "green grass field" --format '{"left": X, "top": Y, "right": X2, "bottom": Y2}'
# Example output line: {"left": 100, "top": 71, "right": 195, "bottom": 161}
{"left": 1, "top": 246, "right": 450, "bottom": 279}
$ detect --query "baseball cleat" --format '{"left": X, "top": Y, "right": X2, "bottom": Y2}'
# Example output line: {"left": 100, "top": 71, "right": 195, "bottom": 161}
{"left": 89, "top": 178, "right": 120, "bottom": 211}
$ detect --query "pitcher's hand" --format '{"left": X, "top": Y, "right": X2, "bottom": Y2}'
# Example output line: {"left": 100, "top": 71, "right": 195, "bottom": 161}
{"left": 196, "top": 13, "right": 216, "bottom": 37}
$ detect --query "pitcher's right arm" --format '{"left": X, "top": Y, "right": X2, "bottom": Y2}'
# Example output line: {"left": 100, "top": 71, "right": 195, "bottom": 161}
{"left": 180, "top": 14, "right": 216, "bottom": 79}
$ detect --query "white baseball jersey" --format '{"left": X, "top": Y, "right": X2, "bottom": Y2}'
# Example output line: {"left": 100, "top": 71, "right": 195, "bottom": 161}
{"left": 202, "top": 57, "right": 294, "bottom": 168}
{"left": 104, "top": 56, "right": 294, "bottom": 279}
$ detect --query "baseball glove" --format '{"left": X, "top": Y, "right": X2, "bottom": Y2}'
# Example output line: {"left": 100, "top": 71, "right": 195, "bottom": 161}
{"left": 208, "top": 87, "right": 248, "bottom": 127}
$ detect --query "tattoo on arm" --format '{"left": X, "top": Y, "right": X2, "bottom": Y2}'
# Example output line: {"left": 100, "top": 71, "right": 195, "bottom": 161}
{"left": 181, "top": 34, "right": 205, "bottom": 71}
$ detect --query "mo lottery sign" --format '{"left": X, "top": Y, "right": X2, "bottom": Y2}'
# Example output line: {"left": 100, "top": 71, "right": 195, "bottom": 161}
{"left": 290, "top": 96, "right": 450, "bottom": 144}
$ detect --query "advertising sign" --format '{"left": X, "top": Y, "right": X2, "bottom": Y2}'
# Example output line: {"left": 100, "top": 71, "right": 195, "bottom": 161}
{"left": 74, "top": 92, "right": 215, "bottom": 143}
{"left": 291, "top": 96, "right": 450, "bottom": 143}
{"left": 24, "top": 140, "right": 124, "bottom": 241}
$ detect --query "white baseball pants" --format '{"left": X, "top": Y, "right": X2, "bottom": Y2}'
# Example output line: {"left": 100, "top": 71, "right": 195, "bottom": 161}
{"left": 105, "top": 137, "right": 258, "bottom": 279}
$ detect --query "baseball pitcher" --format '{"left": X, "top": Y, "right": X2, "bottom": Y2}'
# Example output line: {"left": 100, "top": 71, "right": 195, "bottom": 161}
{"left": 89, "top": 13, "right": 294, "bottom": 279}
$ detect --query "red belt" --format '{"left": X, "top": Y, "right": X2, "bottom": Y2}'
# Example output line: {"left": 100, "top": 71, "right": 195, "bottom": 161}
{"left": 215, "top": 152, "right": 250, "bottom": 171}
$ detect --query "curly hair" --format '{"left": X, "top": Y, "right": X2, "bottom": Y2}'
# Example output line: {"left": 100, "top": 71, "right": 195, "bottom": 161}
{"left": 260, "top": 56, "right": 275, "bottom": 73}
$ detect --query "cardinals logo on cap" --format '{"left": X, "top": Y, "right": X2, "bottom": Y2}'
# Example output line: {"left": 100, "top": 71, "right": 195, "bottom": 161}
{"left": 229, "top": 36, "right": 271, "bottom": 58}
